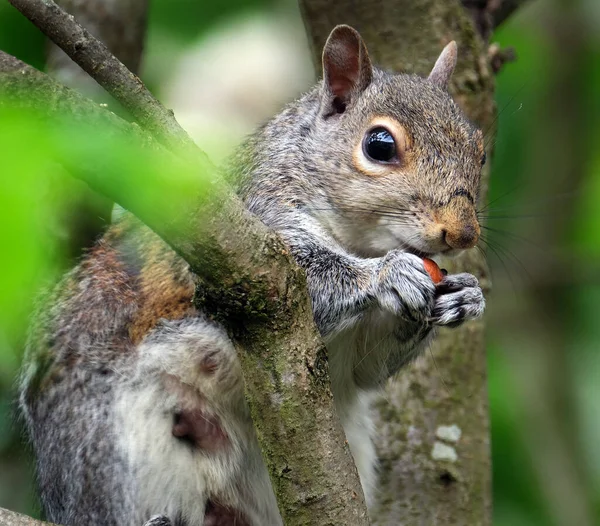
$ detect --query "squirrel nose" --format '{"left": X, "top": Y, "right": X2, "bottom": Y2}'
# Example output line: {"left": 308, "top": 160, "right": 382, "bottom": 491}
{"left": 443, "top": 223, "right": 479, "bottom": 249}
{"left": 436, "top": 195, "right": 480, "bottom": 250}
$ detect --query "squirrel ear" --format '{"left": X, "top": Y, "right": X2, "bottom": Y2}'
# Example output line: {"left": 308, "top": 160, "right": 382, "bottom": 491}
{"left": 428, "top": 41, "right": 457, "bottom": 89}
{"left": 321, "top": 25, "right": 373, "bottom": 115}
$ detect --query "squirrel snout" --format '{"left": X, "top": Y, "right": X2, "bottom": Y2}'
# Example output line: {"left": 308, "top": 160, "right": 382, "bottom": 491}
{"left": 443, "top": 222, "right": 480, "bottom": 249}
{"left": 436, "top": 197, "right": 480, "bottom": 250}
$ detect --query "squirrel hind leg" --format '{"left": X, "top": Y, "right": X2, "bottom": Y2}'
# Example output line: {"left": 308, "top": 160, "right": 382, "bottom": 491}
{"left": 136, "top": 317, "right": 246, "bottom": 451}
{"left": 128, "top": 315, "right": 251, "bottom": 453}
{"left": 169, "top": 387, "right": 229, "bottom": 452}
{"left": 203, "top": 500, "right": 251, "bottom": 526}
{"left": 118, "top": 317, "right": 271, "bottom": 524}
{"left": 139, "top": 317, "right": 244, "bottom": 403}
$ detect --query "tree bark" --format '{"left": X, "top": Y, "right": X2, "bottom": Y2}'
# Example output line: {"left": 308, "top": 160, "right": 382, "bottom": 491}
{"left": 461, "top": 0, "right": 531, "bottom": 40}
{"left": 299, "top": 1, "right": 495, "bottom": 524}
{"left": 0, "top": 507, "right": 55, "bottom": 526}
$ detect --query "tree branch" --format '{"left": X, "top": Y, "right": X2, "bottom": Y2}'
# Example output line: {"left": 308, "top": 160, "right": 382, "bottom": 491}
{"left": 7, "top": 0, "right": 195, "bottom": 154}
{"left": 47, "top": 0, "right": 149, "bottom": 97}
{"left": 491, "top": 0, "right": 531, "bottom": 29}
{"left": 0, "top": 507, "right": 54, "bottom": 526}
{"left": 0, "top": 50, "right": 368, "bottom": 525}
{"left": 461, "top": 0, "right": 531, "bottom": 40}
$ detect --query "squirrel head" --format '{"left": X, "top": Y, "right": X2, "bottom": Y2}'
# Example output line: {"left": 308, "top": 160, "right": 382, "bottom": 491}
{"left": 308, "top": 25, "right": 485, "bottom": 258}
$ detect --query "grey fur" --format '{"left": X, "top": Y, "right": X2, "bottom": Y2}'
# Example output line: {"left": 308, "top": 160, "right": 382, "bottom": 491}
{"left": 19, "top": 26, "right": 485, "bottom": 525}
{"left": 431, "top": 273, "right": 485, "bottom": 327}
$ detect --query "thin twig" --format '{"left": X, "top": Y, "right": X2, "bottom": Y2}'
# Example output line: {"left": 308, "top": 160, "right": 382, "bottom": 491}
{"left": 461, "top": 0, "right": 531, "bottom": 41}
{"left": 492, "top": 0, "right": 531, "bottom": 29}
{"left": 7, "top": 0, "right": 199, "bottom": 156}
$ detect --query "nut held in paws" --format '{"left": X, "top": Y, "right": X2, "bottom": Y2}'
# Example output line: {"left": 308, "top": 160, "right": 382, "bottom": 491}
{"left": 423, "top": 258, "right": 444, "bottom": 284}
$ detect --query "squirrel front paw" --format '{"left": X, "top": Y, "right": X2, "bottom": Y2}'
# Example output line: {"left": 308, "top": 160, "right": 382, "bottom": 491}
{"left": 431, "top": 273, "right": 485, "bottom": 327}
{"left": 375, "top": 251, "right": 436, "bottom": 322}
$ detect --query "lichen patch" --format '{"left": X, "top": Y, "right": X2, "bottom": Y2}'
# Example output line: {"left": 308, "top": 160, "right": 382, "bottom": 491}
{"left": 431, "top": 441, "right": 458, "bottom": 462}
{"left": 435, "top": 424, "right": 462, "bottom": 443}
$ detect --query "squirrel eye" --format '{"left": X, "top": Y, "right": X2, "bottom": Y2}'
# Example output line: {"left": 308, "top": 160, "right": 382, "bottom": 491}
{"left": 363, "top": 127, "right": 397, "bottom": 163}
{"left": 481, "top": 151, "right": 487, "bottom": 166}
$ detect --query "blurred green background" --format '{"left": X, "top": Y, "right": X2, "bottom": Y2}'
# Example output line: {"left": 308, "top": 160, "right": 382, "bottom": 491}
{"left": 0, "top": 0, "right": 599, "bottom": 524}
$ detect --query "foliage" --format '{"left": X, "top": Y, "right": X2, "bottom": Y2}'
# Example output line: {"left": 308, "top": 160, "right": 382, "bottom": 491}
{"left": 488, "top": 2, "right": 600, "bottom": 524}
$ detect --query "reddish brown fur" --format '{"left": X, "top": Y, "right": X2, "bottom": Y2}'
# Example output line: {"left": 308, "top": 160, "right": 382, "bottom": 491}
{"left": 68, "top": 215, "right": 196, "bottom": 352}
{"left": 128, "top": 256, "right": 195, "bottom": 346}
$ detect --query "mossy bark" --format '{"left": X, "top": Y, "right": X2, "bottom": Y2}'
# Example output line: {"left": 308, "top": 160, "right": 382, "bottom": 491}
{"left": 300, "top": 1, "right": 495, "bottom": 524}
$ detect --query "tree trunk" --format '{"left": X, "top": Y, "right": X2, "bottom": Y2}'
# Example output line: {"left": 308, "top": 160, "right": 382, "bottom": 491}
{"left": 299, "top": 1, "right": 495, "bottom": 524}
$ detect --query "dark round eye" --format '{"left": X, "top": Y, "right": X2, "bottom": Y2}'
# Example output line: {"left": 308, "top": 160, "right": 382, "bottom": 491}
{"left": 363, "top": 127, "right": 397, "bottom": 163}
{"left": 481, "top": 151, "right": 487, "bottom": 166}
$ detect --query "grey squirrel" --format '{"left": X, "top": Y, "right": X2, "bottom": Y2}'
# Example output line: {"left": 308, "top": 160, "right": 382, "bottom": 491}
{"left": 19, "top": 25, "right": 485, "bottom": 526}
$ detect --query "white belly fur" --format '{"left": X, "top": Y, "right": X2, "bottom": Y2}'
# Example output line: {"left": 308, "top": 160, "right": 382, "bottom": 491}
{"left": 326, "top": 309, "right": 400, "bottom": 507}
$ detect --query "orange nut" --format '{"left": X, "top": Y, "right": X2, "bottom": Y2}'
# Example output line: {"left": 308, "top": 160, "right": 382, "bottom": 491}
{"left": 423, "top": 257, "right": 444, "bottom": 284}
